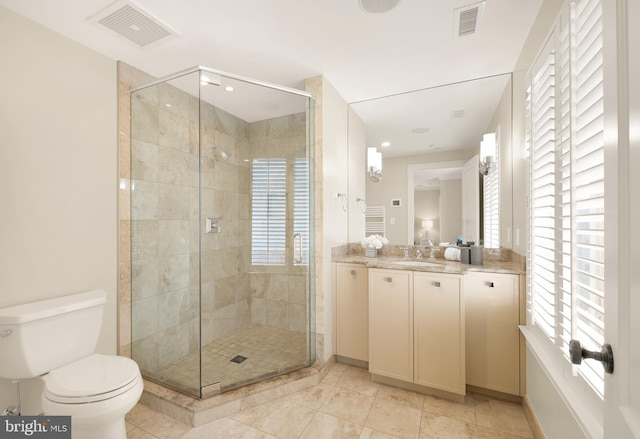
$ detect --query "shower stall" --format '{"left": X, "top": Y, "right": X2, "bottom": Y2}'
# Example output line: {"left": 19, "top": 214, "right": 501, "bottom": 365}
{"left": 129, "top": 67, "right": 315, "bottom": 398}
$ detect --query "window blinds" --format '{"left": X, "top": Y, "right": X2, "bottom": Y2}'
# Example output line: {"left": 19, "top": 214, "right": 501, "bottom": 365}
{"left": 251, "top": 158, "right": 287, "bottom": 266}
{"left": 527, "top": 0, "right": 605, "bottom": 397}
{"left": 483, "top": 127, "right": 501, "bottom": 249}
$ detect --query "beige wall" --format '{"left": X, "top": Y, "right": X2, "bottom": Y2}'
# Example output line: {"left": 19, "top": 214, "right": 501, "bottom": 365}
{"left": 439, "top": 180, "right": 463, "bottom": 244}
{"left": 307, "top": 76, "right": 350, "bottom": 361}
{"left": 366, "top": 149, "right": 476, "bottom": 245}
{"left": 414, "top": 190, "right": 440, "bottom": 244}
{"left": 0, "top": 6, "right": 117, "bottom": 412}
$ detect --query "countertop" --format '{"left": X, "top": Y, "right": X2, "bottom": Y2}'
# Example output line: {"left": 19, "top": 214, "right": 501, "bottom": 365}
{"left": 333, "top": 254, "right": 525, "bottom": 275}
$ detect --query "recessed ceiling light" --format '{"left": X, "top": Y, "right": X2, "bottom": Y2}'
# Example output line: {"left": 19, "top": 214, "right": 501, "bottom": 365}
{"left": 381, "top": 141, "right": 391, "bottom": 147}
{"left": 225, "top": 86, "right": 234, "bottom": 92}
{"left": 412, "top": 127, "right": 430, "bottom": 134}
{"left": 359, "top": 0, "right": 401, "bottom": 14}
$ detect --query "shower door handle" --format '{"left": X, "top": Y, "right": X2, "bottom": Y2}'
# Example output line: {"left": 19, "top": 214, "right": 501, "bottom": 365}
{"left": 294, "top": 233, "right": 303, "bottom": 264}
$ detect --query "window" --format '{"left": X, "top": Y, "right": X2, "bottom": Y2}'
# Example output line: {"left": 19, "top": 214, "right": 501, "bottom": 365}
{"left": 527, "top": 0, "right": 605, "bottom": 397}
{"left": 293, "top": 158, "right": 310, "bottom": 265}
{"left": 251, "top": 158, "right": 286, "bottom": 266}
{"left": 483, "top": 126, "right": 500, "bottom": 249}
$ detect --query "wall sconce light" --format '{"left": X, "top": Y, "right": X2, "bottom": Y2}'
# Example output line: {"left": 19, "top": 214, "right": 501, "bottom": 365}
{"left": 368, "top": 147, "right": 382, "bottom": 182}
{"left": 480, "top": 132, "right": 496, "bottom": 176}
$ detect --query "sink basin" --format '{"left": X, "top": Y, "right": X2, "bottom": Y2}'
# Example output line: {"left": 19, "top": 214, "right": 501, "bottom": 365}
{"left": 389, "top": 260, "right": 443, "bottom": 267}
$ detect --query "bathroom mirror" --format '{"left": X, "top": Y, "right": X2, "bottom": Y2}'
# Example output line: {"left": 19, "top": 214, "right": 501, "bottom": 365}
{"left": 348, "top": 73, "right": 513, "bottom": 247}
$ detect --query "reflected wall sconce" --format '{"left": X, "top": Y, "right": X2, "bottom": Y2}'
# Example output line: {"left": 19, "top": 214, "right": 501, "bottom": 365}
{"left": 480, "top": 132, "right": 496, "bottom": 176}
{"left": 368, "top": 147, "right": 382, "bottom": 182}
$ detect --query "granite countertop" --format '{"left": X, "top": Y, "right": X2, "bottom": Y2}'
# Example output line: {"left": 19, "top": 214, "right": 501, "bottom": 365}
{"left": 332, "top": 254, "right": 525, "bottom": 275}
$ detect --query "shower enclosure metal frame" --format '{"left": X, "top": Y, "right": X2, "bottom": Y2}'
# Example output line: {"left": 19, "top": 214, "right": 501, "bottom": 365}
{"left": 129, "top": 66, "right": 316, "bottom": 399}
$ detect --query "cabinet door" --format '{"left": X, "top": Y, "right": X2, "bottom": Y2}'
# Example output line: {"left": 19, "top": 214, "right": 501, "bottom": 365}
{"left": 369, "top": 268, "right": 413, "bottom": 382}
{"left": 336, "top": 263, "right": 368, "bottom": 361}
{"left": 414, "top": 273, "right": 465, "bottom": 395}
{"left": 464, "top": 272, "right": 519, "bottom": 395}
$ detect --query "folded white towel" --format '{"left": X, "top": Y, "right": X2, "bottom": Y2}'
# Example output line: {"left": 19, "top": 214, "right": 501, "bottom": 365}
{"left": 444, "top": 247, "right": 461, "bottom": 261}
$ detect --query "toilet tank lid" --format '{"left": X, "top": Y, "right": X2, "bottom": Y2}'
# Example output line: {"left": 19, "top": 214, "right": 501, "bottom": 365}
{"left": 0, "top": 290, "right": 107, "bottom": 325}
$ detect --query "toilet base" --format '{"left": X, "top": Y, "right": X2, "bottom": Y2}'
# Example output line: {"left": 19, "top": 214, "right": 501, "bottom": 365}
{"left": 42, "top": 375, "right": 143, "bottom": 439}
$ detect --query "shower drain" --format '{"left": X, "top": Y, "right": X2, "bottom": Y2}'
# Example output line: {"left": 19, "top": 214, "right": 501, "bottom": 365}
{"left": 230, "top": 355, "right": 247, "bottom": 364}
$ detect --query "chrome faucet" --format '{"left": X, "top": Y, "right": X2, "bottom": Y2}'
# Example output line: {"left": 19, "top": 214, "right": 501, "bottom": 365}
{"left": 416, "top": 247, "right": 423, "bottom": 259}
{"left": 400, "top": 246, "right": 409, "bottom": 259}
{"left": 429, "top": 246, "right": 439, "bottom": 259}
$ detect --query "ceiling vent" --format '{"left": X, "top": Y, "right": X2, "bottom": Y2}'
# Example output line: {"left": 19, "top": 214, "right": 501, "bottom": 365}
{"left": 454, "top": 1, "right": 485, "bottom": 38}
{"left": 88, "top": 1, "right": 178, "bottom": 48}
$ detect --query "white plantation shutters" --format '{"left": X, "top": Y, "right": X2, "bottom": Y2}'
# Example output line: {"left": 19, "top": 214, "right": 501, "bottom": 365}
{"left": 483, "top": 127, "right": 500, "bottom": 249}
{"left": 293, "top": 158, "right": 310, "bottom": 265}
{"left": 527, "top": 0, "right": 605, "bottom": 398}
{"left": 251, "top": 158, "right": 286, "bottom": 265}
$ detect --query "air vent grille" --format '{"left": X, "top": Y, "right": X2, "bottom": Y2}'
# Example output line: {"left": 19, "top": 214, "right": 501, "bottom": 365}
{"left": 454, "top": 1, "right": 486, "bottom": 38}
{"left": 89, "top": 1, "right": 177, "bottom": 48}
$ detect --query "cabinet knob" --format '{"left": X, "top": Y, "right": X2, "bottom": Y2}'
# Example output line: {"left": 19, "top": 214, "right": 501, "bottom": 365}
{"left": 434, "top": 281, "right": 441, "bottom": 287}
{"left": 350, "top": 270, "right": 356, "bottom": 276}
{"left": 488, "top": 282, "right": 495, "bottom": 288}
{"left": 384, "top": 277, "right": 393, "bottom": 283}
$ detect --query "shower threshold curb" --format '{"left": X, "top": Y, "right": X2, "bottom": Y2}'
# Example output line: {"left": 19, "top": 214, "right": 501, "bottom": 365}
{"left": 138, "top": 356, "right": 336, "bottom": 427}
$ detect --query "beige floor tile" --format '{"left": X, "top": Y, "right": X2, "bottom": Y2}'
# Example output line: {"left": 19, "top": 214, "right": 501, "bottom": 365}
{"left": 239, "top": 427, "right": 279, "bottom": 438}
{"left": 337, "top": 367, "right": 381, "bottom": 396}
{"left": 319, "top": 386, "right": 376, "bottom": 425}
{"left": 419, "top": 412, "right": 478, "bottom": 439}
{"left": 231, "top": 402, "right": 273, "bottom": 426}
{"left": 127, "top": 403, "right": 161, "bottom": 427}
{"left": 364, "top": 399, "right": 422, "bottom": 439}
{"left": 181, "top": 417, "right": 250, "bottom": 439}
{"left": 138, "top": 412, "right": 191, "bottom": 439}
{"left": 300, "top": 412, "right": 362, "bottom": 439}
{"left": 322, "top": 362, "right": 353, "bottom": 385}
{"left": 286, "top": 383, "right": 335, "bottom": 410}
{"left": 253, "top": 399, "right": 316, "bottom": 439}
{"left": 376, "top": 385, "right": 424, "bottom": 410}
{"left": 473, "top": 398, "right": 533, "bottom": 439}
{"left": 477, "top": 426, "right": 533, "bottom": 439}
{"left": 127, "top": 427, "right": 159, "bottom": 439}
{"left": 421, "top": 395, "right": 476, "bottom": 424}
{"left": 359, "top": 427, "right": 401, "bottom": 439}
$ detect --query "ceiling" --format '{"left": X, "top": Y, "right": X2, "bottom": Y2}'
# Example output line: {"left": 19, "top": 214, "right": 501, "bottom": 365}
{"left": 1, "top": 0, "right": 543, "bottom": 156}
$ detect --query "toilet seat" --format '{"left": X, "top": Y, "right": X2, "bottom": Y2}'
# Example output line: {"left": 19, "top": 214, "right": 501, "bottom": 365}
{"left": 43, "top": 353, "right": 141, "bottom": 404}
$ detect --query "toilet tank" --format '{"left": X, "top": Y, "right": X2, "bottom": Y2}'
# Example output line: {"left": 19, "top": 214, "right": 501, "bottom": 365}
{"left": 0, "top": 290, "right": 107, "bottom": 380}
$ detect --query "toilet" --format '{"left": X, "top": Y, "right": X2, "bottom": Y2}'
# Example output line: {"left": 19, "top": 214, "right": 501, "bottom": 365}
{"left": 0, "top": 290, "right": 143, "bottom": 439}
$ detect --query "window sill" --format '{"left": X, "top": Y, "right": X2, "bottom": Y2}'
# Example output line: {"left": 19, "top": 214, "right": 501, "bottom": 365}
{"left": 519, "top": 325, "right": 603, "bottom": 439}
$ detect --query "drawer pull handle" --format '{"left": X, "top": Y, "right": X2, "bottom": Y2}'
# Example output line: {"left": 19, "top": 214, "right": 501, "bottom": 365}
{"left": 350, "top": 270, "right": 356, "bottom": 276}
{"left": 385, "top": 277, "right": 393, "bottom": 283}
{"left": 488, "top": 282, "right": 495, "bottom": 288}
{"left": 434, "top": 281, "right": 441, "bottom": 287}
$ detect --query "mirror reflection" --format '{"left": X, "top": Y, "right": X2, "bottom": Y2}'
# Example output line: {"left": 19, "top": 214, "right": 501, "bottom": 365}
{"left": 349, "top": 73, "right": 512, "bottom": 247}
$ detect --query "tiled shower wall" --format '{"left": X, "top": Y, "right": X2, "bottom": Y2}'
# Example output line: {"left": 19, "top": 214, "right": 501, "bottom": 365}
{"left": 118, "top": 62, "right": 318, "bottom": 375}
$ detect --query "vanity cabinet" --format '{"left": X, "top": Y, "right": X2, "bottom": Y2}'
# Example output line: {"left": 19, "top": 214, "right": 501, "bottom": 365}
{"left": 464, "top": 272, "right": 520, "bottom": 395}
{"left": 336, "top": 263, "right": 369, "bottom": 362}
{"left": 369, "top": 268, "right": 465, "bottom": 395}
{"left": 414, "top": 272, "right": 464, "bottom": 395}
{"left": 368, "top": 268, "right": 413, "bottom": 382}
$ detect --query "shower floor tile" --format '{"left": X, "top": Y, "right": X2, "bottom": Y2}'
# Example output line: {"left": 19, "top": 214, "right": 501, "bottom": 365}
{"left": 144, "top": 324, "right": 309, "bottom": 396}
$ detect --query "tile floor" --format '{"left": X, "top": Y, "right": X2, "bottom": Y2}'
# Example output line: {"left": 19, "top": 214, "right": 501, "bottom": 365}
{"left": 126, "top": 362, "right": 535, "bottom": 439}
{"left": 144, "top": 324, "right": 309, "bottom": 395}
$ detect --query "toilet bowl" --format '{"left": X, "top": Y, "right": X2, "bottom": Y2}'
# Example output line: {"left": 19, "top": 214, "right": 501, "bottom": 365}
{"left": 41, "top": 354, "right": 144, "bottom": 439}
{"left": 0, "top": 290, "right": 143, "bottom": 439}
